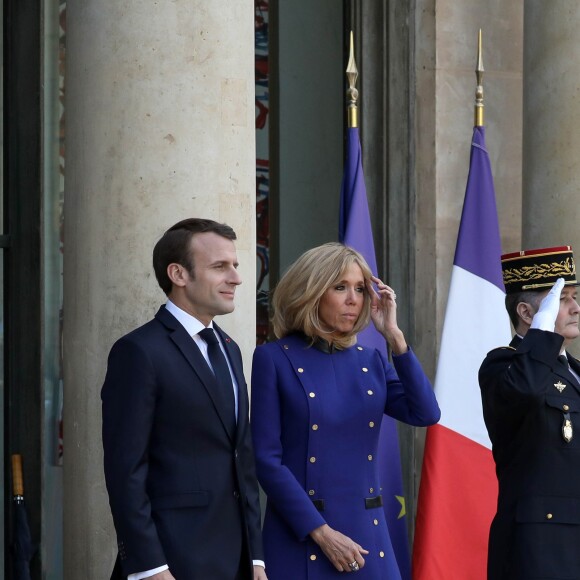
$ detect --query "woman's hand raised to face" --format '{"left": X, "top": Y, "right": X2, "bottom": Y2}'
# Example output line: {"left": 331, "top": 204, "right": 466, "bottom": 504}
{"left": 366, "top": 275, "right": 408, "bottom": 355}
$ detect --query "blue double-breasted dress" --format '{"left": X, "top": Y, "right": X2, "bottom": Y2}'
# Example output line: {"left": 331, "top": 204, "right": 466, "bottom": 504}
{"left": 251, "top": 333, "right": 440, "bottom": 579}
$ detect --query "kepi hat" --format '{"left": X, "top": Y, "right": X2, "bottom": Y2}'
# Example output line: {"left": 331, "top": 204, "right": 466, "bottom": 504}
{"left": 501, "top": 246, "right": 579, "bottom": 294}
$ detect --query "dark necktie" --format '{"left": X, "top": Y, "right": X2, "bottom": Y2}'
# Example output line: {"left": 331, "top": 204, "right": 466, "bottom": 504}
{"left": 558, "top": 354, "right": 569, "bottom": 369}
{"left": 198, "top": 328, "right": 236, "bottom": 429}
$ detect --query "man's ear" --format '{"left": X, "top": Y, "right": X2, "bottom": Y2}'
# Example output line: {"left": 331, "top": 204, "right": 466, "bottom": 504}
{"left": 167, "top": 263, "right": 187, "bottom": 288}
{"left": 516, "top": 301, "right": 535, "bottom": 326}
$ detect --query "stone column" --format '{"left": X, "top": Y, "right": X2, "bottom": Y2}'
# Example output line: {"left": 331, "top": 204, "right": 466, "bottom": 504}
{"left": 63, "top": 2, "right": 256, "bottom": 577}
{"left": 415, "top": 1, "right": 523, "bottom": 376}
{"left": 523, "top": 2, "right": 580, "bottom": 255}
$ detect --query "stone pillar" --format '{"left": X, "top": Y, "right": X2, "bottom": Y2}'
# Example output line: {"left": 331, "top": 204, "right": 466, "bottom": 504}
{"left": 523, "top": 2, "right": 580, "bottom": 254}
{"left": 63, "top": 2, "right": 256, "bottom": 577}
{"left": 415, "top": 1, "right": 523, "bottom": 377}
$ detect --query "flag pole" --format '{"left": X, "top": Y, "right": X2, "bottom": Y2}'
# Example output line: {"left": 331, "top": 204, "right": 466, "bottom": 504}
{"left": 346, "top": 31, "right": 359, "bottom": 129}
{"left": 475, "top": 29, "right": 484, "bottom": 127}
{"left": 412, "top": 28, "right": 508, "bottom": 580}
{"left": 340, "top": 31, "right": 412, "bottom": 580}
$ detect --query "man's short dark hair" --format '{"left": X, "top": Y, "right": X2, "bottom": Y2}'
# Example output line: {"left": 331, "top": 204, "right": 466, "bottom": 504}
{"left": 153, "top": 218, "right": 237, "bottom": 295}
{"left": 505, "top": 290, "right": 543, "bottom": 329}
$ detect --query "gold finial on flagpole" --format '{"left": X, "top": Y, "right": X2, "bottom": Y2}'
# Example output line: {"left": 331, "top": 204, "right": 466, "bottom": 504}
{"left": 346, "top": 31, "right": 359, "bottom": 129}
{"left": 475, "top": 29, "right": 484, "bottom": 127}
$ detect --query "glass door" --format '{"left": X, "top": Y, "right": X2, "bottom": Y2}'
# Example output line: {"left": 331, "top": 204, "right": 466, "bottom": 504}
{"left": 4, "top": 0, "right": 42, "bottom": 575}
{"left": 41, "top": 0, "right": 65, "bottom": 576}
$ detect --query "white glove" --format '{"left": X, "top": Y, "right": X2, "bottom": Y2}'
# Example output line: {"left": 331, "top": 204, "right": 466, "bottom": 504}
{"left": 530, "top": 277, "right": 565, "bottom": 331}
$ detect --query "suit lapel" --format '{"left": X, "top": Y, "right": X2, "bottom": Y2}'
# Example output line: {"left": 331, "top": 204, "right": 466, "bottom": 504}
{"left": 214, "top": 324, "right": 248, "bottom": 443}
{"left": 155, "top": 307, "right": 236, "bottom": 442}
{"left": 214, "top": 324, "right": 245, "bottom": 390}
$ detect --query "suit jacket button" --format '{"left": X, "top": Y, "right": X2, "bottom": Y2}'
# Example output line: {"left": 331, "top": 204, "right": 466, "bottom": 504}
{"left": 234, "top": 490, "right": 240, "bottom": 499}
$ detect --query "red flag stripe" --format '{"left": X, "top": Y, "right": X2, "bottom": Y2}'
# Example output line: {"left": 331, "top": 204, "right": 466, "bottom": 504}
{"left": 412, "top": 424, "right": 497, "bottom": 580}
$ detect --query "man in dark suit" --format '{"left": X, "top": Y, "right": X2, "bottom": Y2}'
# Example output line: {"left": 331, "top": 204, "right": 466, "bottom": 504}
{"left": 102, "top": 218, "right": 267, "bottom": 580}
{"left": 479, "top": 246, "right": 580, "bottom": 579}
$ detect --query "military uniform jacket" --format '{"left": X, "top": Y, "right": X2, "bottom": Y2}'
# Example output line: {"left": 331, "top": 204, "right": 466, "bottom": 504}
{"left": 479, "top": 329, "right": 580, "bottom": 580}
{"left": 102, "top": 306, "right": 263, "bottom": 579}
{"left": 250, "top": 333, "right": 440, "bottom": 579}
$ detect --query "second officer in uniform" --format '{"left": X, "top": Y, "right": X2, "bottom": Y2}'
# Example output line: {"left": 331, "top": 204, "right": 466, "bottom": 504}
{"left": 479, "top": 246, "right": 580, "bottom": 579}
{"left": 250, "top": 243, "right": 440, "bottom": 579}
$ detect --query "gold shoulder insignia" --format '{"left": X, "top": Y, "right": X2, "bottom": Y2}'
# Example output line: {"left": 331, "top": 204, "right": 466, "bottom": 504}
{"left": 487, "top": 346, "right": 516, "bottom": 355}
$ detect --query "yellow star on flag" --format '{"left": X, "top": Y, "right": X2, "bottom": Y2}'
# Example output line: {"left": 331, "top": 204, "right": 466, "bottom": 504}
{"left": 395, "top": 495, "right": 406, "bottom": 519}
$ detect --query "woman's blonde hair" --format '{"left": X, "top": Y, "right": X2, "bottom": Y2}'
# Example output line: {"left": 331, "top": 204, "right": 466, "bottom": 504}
{"left": 271, "top": 243, "right": 373, "bottom": 349}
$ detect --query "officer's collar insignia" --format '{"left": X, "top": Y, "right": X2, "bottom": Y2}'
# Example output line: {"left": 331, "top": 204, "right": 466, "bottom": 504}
{"left": 554, "top": 381, "right": 567, "bottom": 393}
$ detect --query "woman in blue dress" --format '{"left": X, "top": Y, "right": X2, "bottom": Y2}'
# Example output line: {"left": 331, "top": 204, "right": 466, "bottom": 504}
{"left": 251, "top": 243, "right": 440, "bottom": 579}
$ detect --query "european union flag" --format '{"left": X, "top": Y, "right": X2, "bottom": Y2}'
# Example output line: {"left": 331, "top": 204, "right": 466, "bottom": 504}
{"left": 339, "top": 127, "right": 411, "bottom": 580}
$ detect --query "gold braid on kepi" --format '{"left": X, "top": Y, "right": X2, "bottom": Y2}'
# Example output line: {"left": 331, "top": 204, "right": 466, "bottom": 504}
{"left": 501, "top": 246, "right": 579, "bottom": 294}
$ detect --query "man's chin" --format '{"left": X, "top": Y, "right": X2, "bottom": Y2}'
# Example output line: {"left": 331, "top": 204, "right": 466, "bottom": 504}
{"left": 563, "top": 328, "right": 580, "bottom": 343}
{"left": 216, "top": 302, "right": 236, "bottom": 315}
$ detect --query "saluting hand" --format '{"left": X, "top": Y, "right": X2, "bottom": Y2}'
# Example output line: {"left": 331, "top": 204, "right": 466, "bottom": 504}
{"left": 531, "top": 277, "right": 565, "bottom": 332}
{"left": 367, "top": 276, "right": 408, "bottom": 355}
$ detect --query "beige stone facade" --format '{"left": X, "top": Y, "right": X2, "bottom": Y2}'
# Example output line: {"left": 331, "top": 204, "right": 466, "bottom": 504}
{"left": 54, "top": 0, "right": 580, "bottom": 576}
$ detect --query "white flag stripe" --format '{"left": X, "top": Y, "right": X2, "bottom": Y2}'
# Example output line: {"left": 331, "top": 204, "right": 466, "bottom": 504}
{"left": 434, "top": 266, "right": 512, "bottom": 449}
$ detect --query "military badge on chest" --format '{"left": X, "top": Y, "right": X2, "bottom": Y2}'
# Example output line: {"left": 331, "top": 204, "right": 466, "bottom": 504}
{"left": 554, "top": 380, "right": 566, "bottom": 393}
{"left": 552, "top": 379, "right": 575, "bottom": 442}
{"left": 561, "top": 402, "right": 573, "bottom": 443}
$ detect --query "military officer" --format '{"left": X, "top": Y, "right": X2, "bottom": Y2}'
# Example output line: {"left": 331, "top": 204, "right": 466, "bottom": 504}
{"left": 479, "top": 246, "right": 580, "bottom": 580}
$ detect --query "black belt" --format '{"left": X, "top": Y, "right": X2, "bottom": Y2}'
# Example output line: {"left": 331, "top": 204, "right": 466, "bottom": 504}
{"left": 312, "top": 495, "right": 383, "bottom": 512}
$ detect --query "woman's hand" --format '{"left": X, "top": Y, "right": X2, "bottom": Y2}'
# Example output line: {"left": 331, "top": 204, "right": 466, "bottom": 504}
{"left": 310, "top": 524, "right": 369, "bottom": 572}
{"left": 367, "top": 276, "right": 408, "bottom": 355}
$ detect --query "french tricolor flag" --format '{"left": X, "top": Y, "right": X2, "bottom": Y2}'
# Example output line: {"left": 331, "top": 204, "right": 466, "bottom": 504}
{"left": 412, "top": 126, "right": 511, "bottom": 579}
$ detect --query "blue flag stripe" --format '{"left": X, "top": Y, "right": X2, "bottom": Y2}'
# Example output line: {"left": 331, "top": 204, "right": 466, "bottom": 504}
{"left": 453, "top": 127, "right": 505, "bottom": 291}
